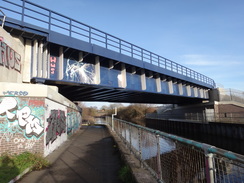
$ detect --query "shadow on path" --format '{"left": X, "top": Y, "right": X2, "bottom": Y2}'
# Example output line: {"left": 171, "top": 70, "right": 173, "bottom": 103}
{"left": 18, "top": 126, "right": 123, "bottom": 183}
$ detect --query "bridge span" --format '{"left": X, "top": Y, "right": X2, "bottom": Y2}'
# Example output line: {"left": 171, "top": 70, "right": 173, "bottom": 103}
{"left": 0, "top": 0, "right": 215, "bottom": 104}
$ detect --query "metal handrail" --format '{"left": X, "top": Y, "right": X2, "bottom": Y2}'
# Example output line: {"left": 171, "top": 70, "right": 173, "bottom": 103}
{"left": 0, "top": 9, "right": 6, "bottom": 27}
{"left": 0, "top": 0, "right": 216, "bottom": 88}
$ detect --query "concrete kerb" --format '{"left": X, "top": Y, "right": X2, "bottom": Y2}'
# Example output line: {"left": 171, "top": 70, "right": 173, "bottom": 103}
{"left": 106, "top": 124, "right": 158, "bottom": 183}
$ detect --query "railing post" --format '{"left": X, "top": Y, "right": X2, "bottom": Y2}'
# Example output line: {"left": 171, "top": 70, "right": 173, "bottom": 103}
{"left": 205, "top": 153, "right": 215, "bottom": 183}
{"left": 129, "top": 125, "right": 132, "bottom": 154}
{"left": 111, "top": 107, "right": 117, "bottom": 132}
{"left": 156, "top": 134, "right": 162, "bottom": 180}
{"left": 105, "top": 34, "right": 108, "bottom": 49}
{"left": 48, "top": 11, "right": 51, "bottom": 30}
{"left": 21, "top": 0, "right": 26, "bottom": 23}
{"left": 119, "top": 40, "right": 121, "bottom": 54}
{"left": 138, "top": 127, "right": 143, "bottom": 168}
{"left": 89, "top": 27, "right": 91, "bottom": 43}
{"left": 69, "top": 19, "right": 72, "bottom": 37}
{"left": 141, "top": 49, "right": 143, "bottom": 62}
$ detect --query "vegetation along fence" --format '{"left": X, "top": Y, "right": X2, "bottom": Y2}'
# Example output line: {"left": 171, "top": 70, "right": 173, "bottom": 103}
{"left": 106, "top": 116, "right": 244, "bottom": 183}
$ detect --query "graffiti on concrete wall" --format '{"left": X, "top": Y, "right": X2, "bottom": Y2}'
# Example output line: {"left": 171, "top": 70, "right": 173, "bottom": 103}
{"left": 0, "top": 122, "right": 22, "bottom": 143}
{"left": 67, "top": 111, "right": 81, "bottom": 135}
{"left": 3, "top": 91, "right": 28, "bottom": 96}
{"left": 13, "top": 137, "right": 37, "bottom": 150}
{"left": 64, "top": 58, "right": 95, "bottom": 84}
{"left": 0, "top": 37, "right": 21, "bottom": 72}
{"left": 0, "top": 97, "right": 44, "bottom": 142}
{"left": 46, "top": 109, "right": 66, "bottom": 145}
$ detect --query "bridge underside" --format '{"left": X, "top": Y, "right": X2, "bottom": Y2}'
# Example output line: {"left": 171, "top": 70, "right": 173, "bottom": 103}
{"left": 31, "top": 78, "right": 204, "bottom": 104}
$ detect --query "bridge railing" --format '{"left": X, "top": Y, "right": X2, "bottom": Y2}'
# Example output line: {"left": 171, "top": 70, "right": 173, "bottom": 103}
{"left": 0, "top": 0, "right": 215, "bottom": 88}
{"left": 106, "top": 116, "right": 244, "bottom": 183}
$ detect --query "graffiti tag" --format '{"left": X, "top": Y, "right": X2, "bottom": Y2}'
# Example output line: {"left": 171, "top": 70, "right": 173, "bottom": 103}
{"left": 13, "top": 137, "right": 36, "bottom": 149}
{"left": 50, "top": 56, "right": 57, "bottom": 75}
{"left": 3, "top": 91, "right": 28, "bottom": 96}
{"left": 0, "top": 38, "right": 21, "bottom": 72}
{"left": 46, "top": 109, "right": 66, "bottom": 145}
{"left": 0, "top": 97, "right": 44, "bottom": 138}
{"left": 67, "top": 112, "right": 81, "bottom": 135}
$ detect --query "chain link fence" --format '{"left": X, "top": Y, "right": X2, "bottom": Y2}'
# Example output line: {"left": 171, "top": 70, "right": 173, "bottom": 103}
{"left": 219, "top": 88, "right": 244, "bottom": 104}
{"left": 106, "top": 116, "right": 244, "bottom": 183}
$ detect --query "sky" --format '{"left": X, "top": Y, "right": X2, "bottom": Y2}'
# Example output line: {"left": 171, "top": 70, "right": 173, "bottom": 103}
{"left": 13, "top": 0, "right": 244, "bottom": 107}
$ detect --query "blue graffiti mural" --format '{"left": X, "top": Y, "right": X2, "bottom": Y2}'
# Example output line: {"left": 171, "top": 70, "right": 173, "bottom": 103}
{"left": 67, "top": 111, "right": 81, "bottom": 135}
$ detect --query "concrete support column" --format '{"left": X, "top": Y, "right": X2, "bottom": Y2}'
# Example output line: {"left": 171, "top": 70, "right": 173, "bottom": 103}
{"left": 186, "top": 85, "right": 191, "bottom": 96}
{"left": 178, "top": 83, "right": 183, "bottom": 95}
{"left": 168, "top": 80, "right": 173, "bottom": 94}
{"left": 42, "top": 45, "right": 48, "bottom": 78}
{"left": 58, "top": 46, "right": 63, "bottom": 80}
{"left": 205, "top": 89, "right": 209, "bottom": 98}
{"left": 47, "top": 47, "right": 50, "bottom": 79}
{"left": 95, "top": 56, "right": 100, "bottom": 84}
{"left": 120, "top": 63, "right": 127, "bottom": 88}
{"left": 23, "top": 39, "right": 32, "bottom": 82}
{"left": 199, "top": 89, "right": 204, "bottom": 98}
{"left": 141, "top": 69, "right": 146, "bottom": 90}
{"left": 37, "top": 41, "right": 43, "bottom": 77}
{"left": 156, "top": 74, "right": 161, "bottom": 92}
{"left": 32, "top": 40, "right": 38, "bottom": 77}
{"left": 194, "top": 87, "right": 198, "bottom": 97}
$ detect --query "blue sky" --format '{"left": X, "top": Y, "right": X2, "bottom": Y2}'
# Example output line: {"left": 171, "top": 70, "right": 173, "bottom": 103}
{"left": 28, "top": 0, "right": 244, "bottom": 92}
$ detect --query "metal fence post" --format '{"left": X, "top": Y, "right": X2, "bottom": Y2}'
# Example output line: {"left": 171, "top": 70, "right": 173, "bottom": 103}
{"left": 138, "top": 127, "right": 143, "bottom": 168}
{"left": 205, "top": 153, "right": 215, "bottom": 183}
{"left": 129, "top": 125, "right": 132, "bottom": 154}
{"left": 156, "top": 134, "right": 162, "bottom": 180}
{"left": 21, "top": 0, "right": 26, "bottom": 23}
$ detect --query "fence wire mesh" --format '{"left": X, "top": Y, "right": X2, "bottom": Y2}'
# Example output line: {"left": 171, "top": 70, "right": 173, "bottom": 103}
{"left": 106, "top": 116, "right": 244, "bottom": 183}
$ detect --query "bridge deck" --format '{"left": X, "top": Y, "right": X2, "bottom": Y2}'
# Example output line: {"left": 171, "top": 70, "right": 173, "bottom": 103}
{"left": 19, "top": 126, "right": 123, "bottom": 183}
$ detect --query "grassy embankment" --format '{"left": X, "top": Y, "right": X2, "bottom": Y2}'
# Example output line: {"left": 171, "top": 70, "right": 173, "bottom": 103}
{"left": 0, "top": 152, "right": 49, "bottom": 183}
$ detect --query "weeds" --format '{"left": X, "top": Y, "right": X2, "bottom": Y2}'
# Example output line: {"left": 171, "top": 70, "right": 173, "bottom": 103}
{"left": 0, "top": 152, "right": 49, "bottom": 183}
{"left": 119, "top": 165, "right": 136, "bottom": 183}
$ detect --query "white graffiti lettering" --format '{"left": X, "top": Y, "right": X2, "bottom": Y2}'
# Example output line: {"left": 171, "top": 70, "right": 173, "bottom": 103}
{"left": 0, "top": 97, "right": 44, "bottom": 138}
{"left": 13, "top": 137, "right": 25, "bottom": 144}
{"left": 3, "top": 91, "right": 28, "bottom": 96}
{"left": 0, "top": 97, "right": 17, "bottom": 120}
{"left": 13, "top": 137, "right": 36, "bottom": 149}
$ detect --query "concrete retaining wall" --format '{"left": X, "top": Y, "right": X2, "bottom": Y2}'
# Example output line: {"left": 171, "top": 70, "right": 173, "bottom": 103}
{"left": 0, "top": 82, "right": 82, "bottom": 157}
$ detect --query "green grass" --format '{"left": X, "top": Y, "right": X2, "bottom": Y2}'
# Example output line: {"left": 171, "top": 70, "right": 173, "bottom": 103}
{"left": 0, "top": 152, "right": 49, "bottom": 183}
{"left": 119, "top": 165, "right": 136, "bottom": 183}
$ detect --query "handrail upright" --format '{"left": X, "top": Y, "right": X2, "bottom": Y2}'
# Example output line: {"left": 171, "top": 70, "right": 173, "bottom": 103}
{"left": 0, "top": 10, "right": 6, "bottom": 27}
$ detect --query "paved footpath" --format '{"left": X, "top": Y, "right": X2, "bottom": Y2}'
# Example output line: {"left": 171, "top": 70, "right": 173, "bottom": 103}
{"left": 18, "top": 126, "right": 123, "bottom": 183}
